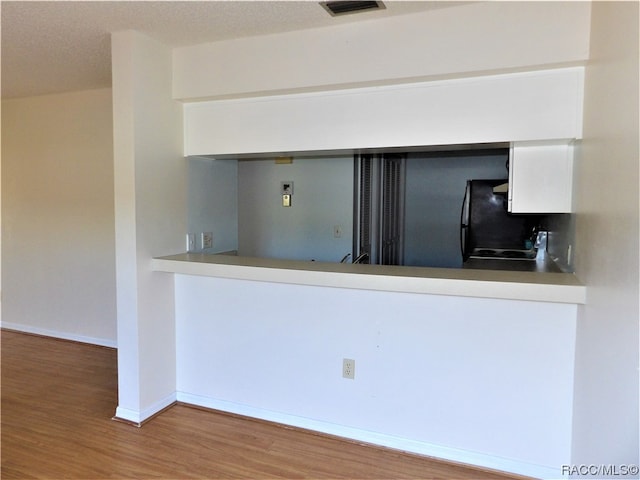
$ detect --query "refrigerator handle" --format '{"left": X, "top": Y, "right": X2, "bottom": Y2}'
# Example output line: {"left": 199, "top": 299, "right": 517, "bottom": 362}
{"left": 460, "top": 182, "right": 469, "bottom": 261}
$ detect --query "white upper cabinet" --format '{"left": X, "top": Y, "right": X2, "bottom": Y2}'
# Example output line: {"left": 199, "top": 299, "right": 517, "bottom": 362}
{"left": 508, "top": 141, "right": 575, "bottom": 213}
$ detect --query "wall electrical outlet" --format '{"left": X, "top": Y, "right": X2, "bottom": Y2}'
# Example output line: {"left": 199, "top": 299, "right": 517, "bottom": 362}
{"left": 186, "top": 233, "right": 196, "bottom": 252}
{"left": 201, "top": 232, "right": 213, "bottom": 249}
{"left": 342, "top": 358, "right": 355, "bottom": 379}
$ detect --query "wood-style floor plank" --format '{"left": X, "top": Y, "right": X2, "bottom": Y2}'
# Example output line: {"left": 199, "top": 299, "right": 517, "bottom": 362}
{"left": 1, "top": 330, "right": 527, "bottom": 479}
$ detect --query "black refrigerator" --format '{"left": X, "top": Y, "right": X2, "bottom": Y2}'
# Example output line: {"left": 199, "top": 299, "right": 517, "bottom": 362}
{"left": 460, "top": 179, "right": 538, "bottom": 261}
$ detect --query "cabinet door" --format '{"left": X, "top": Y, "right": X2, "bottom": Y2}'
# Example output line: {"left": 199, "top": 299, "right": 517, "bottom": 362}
{"left": 508, "top": 141, "right": 574, "bottom": 213}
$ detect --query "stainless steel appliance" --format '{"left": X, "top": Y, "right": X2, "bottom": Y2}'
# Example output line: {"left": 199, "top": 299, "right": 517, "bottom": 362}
{"left": 460, "top": 179, "right": 540, "bottom": 263}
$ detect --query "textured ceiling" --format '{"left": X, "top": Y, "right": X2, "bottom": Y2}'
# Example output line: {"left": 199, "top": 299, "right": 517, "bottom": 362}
{"left": 1, "top": 1, "right": 465, "bottom": 99}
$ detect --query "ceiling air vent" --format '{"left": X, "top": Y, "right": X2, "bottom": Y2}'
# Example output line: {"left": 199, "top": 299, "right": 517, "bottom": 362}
{"left": 320, "top": 1, "right": 385, "bottom": 16}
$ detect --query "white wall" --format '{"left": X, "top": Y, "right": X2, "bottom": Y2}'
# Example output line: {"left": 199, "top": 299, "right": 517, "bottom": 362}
{"left": 1, "top": 89, "right": 116, "bottom": 346}
{"left": 572, "top": 2, "right": 639, "bottom": 469}
{"left": 162, "top": 2, "right": 615, "bottom": 476}
{"left": 187, "top": 157, "right": 238, "bottom": 253}
{"left": 111, "top": 31, "right": 185, "bottom": 422}
{"left": 238, "top": 156, "right": 353, "bottom": 262}
{"left": 175, "top": 274, "right": 577, "bottom": 479}
{"left": 173, "top": 1, "right": 590, "bottom": 100}
{"left": 105, "top": 0, "right": 637, "bottom": 474}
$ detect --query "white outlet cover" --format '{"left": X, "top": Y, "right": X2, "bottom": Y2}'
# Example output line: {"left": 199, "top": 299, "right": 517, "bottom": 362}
{"left": 201, "top": 232, "right": 213, "bottom": 249}
{"left": 342, "top": 358, "right": 355, "bottom": 379}
{"left": 186, "top": 233, "right": 196, "bottom": 252}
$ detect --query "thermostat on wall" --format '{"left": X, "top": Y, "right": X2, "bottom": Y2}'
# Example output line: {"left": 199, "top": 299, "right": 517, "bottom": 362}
{"left": 281, "top": 181, "right": 294, "bottom": 195}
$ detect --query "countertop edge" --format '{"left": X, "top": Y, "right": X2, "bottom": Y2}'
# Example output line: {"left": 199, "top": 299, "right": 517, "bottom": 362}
{"left": 151, "top": 254, "right": 586, "bottom": 305}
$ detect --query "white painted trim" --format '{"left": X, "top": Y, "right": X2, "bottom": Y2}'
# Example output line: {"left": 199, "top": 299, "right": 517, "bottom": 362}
{"left": 176, "top": 392, "right": 558, "bottom": 479}
{"left": 1, "top": 322, "right": 117, "bottom": 349}
{"left": 114, "top": 406, "right": 144, "bottom": 425}
{"left": 115, "top": 392, "right": 177, "bottom": 425}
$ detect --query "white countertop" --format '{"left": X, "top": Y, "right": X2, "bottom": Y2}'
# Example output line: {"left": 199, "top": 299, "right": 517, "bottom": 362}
{"left": 151, "top": 253, "right": 586, "bottom": 304}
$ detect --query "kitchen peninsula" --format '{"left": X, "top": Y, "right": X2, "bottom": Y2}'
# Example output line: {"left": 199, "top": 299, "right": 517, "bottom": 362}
{"left": 152, "top": 252, "right": 585, "bottom": 304}
{"left": 152, "top": 250, "right": 584, "bottom": 479}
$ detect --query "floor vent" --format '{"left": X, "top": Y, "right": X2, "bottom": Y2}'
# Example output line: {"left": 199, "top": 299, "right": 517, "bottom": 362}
{"left": 320, "top": 1, "right": 385, "bottom": 16}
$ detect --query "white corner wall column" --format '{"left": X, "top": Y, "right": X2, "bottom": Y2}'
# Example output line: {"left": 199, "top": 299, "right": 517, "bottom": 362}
{"left": 571, "top": 1, "right": 640, "bottom": 469}
{"left": 111, "top": 30, "right": 185, "bottom": 423}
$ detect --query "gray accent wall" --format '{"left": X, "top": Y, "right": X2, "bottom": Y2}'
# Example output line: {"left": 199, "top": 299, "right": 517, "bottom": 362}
{"left": 238, "top": 156, "right": 353, "bottom": 263}
{"left": 403, "top": 152, "right": 509, "bottom": 268}
{"left": 187, "top": 157, "right": 238, "bottom": 254}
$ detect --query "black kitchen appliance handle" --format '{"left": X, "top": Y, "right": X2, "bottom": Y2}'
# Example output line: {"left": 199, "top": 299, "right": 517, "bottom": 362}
{"left": 460, "top": 182, "right": 469, "bottom": 261}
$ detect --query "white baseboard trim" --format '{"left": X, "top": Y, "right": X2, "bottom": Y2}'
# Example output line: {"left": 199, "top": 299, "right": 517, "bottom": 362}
{"left": 177, "top": 392, "right": 558, "bottom": 480}
{"left": 1, "top": 322, "right": 117, "bottom": 348}
{"left": 115, "top": 392, "right": 177, "bottom": 425}
{"left": 114, "top": 406, "right": 144, "bottom": 426}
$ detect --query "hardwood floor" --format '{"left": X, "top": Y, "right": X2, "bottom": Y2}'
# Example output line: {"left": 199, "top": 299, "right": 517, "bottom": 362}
{"left": 1, "top": 330, "right": 525, "bottom": 479}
